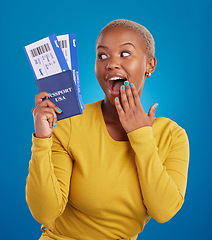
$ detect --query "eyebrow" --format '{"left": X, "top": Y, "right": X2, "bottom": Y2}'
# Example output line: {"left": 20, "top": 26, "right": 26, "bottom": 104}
{"left": 120, "top": 42, "right": 136, "bottom": 48}
{"left": 97, "top": 45, "right": 107, "bottom": 49}
{"left": 97, "top": 42, "right": 136, "bottom": 49}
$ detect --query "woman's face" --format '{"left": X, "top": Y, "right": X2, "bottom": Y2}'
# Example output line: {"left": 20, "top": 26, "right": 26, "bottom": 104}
{"left": 95, "top": 26, "right": 156, "bottom": 105}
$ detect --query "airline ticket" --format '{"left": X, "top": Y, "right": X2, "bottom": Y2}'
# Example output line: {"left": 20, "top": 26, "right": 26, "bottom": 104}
{"left": 24, "top": 33, "right": 84, "bottom": 110}
{"left": 24, "top": 34, "right": 69, "bottom": 80}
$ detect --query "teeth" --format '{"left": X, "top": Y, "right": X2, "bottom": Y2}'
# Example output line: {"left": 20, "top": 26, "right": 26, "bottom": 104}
{"left": 109, "top": 77, "right": 123, "bottom": 81}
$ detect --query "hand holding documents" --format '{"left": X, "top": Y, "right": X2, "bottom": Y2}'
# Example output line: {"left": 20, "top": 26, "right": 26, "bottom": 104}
{"left": 24, "top": 34, "right": 84, "bottom": 121}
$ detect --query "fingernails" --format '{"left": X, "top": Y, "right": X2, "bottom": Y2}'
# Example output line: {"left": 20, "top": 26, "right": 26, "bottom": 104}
{"left": 155, "top": 103, "right": 159, "bottom": 109}
{"left": 115, "top": 97, "right": 119, "bottom": 101}
{"left": 130, "top": 83, "right": 133, "bottom": 87}
{"left": 58, "top": 108, "right": 62, "bottom": 113}
{"left": 122, "top": 86, "right": 125, "bottom": 90}
{"left": 52, "top": 123, "right": 57, "bottom": 128}
{"left": 125, "top": 81, "right": 129, "bottom": 86}
{"left": 48, "top": 92, "right": 52, "bottom": 95}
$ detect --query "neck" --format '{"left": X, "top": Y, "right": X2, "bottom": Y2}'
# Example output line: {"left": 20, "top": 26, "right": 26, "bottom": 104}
{"left": 101, "top": 96, "right": 129, "bottom": 141}
{"left": 102, "top": 97, "right": 120, "bottom": 124}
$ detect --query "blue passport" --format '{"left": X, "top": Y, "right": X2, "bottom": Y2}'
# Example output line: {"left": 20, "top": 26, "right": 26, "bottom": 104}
{"left": 24, "top": 34, "right": 84, "bottom": 121}
{"left": 36, "top": 70, "right": 83, "bottom": 121}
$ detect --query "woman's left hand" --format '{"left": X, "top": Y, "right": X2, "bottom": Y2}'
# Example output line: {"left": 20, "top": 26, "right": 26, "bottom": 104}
{"left": 115, "top": 81, "right": 158, "bottom": 134}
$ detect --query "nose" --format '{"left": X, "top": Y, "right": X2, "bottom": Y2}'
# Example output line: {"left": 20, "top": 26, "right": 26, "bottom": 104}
{"left": 106, "top": 56, "right": 120, "bottom": 70}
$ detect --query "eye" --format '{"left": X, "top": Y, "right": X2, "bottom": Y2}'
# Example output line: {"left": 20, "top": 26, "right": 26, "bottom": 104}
{"left": 98, "top": 53, "right": 108, "bottom": 60}
{"left": 121, "top": 51, "right": 131, "bottom": 57}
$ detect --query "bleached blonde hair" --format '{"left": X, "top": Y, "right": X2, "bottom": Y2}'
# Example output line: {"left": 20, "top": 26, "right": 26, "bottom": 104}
{"left": 97, "top": 19, "right": 155, "bottom": 58}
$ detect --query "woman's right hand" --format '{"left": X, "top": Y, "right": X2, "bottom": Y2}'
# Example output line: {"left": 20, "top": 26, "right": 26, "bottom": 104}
{"left": 32, "top": 92, "right": 62, "bottom": 138}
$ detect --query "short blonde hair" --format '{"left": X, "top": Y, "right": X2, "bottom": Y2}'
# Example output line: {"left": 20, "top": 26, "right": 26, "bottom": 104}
{"left": 97, "top": 19, "right": 155, "bottom": 58}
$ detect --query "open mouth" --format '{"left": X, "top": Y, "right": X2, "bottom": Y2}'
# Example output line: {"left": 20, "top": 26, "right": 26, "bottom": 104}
{"left": 107, "top": 77, "right": 127, "bottom": 92}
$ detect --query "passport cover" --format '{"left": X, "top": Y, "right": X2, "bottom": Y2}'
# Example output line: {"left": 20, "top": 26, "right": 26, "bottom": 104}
{"left": 36, "top": 70, "right": 83, "bottom": 121}
{"left": 69, "top": 34, "right": 84, "bottom": 110}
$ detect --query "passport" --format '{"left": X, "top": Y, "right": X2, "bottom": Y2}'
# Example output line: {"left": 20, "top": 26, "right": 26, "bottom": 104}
{"left": 36, "top": 70, "right": 83, "bottom": 120}
{"left": 24, "top": 34, "right": 84, "bottom": 121}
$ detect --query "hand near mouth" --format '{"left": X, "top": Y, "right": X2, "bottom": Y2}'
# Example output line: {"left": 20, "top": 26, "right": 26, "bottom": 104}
{"left": 114, "top": 81, "right": 158, "bottom": 134}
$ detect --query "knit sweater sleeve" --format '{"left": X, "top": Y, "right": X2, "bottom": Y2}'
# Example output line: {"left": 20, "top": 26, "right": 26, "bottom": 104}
{"left": 127, "top": 124, "right": 189, "bottom": 223}
{"left": 25, "top": 119, "right": 73, "bottom": 226}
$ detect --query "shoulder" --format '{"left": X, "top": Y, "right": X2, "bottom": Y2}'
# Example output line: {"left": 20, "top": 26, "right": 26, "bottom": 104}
{"left": 55, "top": 100, "right": 102, "bottom": 135}
{"left": 154, "top": 116, "right": 181, "bottom": 130}
{"left": 52, "top": 101, "right": 102, "bottom": 148}
{"left": 56, "top": 100, "right": 102, "bottom": 126}
{"left": 154, "top": 116, "right": 185, "bottom": 132}
{"left": 83, "top": 100, "right": 102, "bottom": 115}
{"left": 71, "top": 100, "right": 102, "bottom": 123}
{"left": 153, "top": 117, "right": 189, "bottom": 145}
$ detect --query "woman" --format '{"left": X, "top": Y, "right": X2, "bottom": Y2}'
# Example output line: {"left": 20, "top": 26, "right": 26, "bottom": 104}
{"left": 26, "top": 19, "right": 189, "bottom": 240}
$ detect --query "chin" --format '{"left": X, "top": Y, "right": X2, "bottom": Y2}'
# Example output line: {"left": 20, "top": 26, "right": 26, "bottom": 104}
{"left": 104, "top": 95, "right": 117, "bottom": 106}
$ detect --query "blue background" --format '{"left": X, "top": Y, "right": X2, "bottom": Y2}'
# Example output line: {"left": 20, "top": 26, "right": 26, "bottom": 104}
{"left": 1, "top": 0, "right": 211, "bottom": 239}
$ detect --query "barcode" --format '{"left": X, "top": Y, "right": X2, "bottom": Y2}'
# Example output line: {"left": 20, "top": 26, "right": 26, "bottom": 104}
{"left": 59, "top": 40, "right": 67, "bottom": 48}
{"left": 30, "top": 43, "right": 51, "bottom": 58}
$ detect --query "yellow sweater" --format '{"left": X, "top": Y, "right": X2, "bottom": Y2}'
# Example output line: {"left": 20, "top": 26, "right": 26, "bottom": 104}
{"left": 26, "top": 100, "right": 189, "bottom": 240}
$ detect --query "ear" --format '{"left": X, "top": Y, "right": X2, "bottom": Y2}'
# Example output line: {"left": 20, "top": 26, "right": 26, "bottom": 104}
{"left": 146, "top": 57, "right": 157, "bottom": 74}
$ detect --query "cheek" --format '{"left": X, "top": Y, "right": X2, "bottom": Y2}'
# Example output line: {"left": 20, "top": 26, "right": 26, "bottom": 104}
{"left": 95, "top": 61, "right": 103, "bottom": 79}
{"left": 128, "top": 61, "right": 145, "bottom": 81}
{"left": 128, "top": 61, "right": 146, "bottom": 94}
{"left": 128, "top": 57, "right": 146, "bottom": 74}
{"left": 95, "top": 62, "right": 106, "bottom": 90}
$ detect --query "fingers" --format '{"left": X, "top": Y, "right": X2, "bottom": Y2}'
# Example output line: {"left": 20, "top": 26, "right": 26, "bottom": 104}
{"left": 114, "top": 97, "right": 125, "bottom": 118}
{"left": 43, "top": 107, "right": 58, "bottom": 129}
{"left": 120, "top": 84, "right": 130, "bottom": 111}
{"left": 119, "top": 81, "right": 143, "bottom": 110}
{"left": 127, "top": 83, "right": 142, "bottom": 107}
{"left": 115, "top": 81, "right": 158, "bottom": 132}
{"left": 33, "top": 92, "right": 63, "bottom": 137}
{"left": 115, "top": 81, "right": 143, "bottom": 126}
{"left": 35, "top": 91, "right": 52, "bottom": 105}
{"left": 34, "top": 92, "right": 62, "bottom": 114}
{"left": 122, "top": 81, "right": 134, "bottom": 108}
{"left": 33, "top": 105, "right": 58, "bottom": 128}
{"left": 148, "top": 103, "right": 159, "bottom": 120}
{"left": 33, "top": 98, "right": 62, "bottom": 128}
{"left": 39, "top": 98, "right": 62, "bottom": 114}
